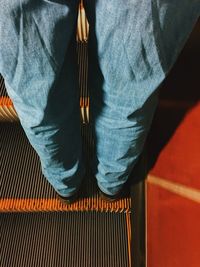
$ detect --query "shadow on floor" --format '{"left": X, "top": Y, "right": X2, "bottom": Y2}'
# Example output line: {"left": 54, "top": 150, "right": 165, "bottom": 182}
{"left": 147, "top": 20, "right": 200, "bottom": 170}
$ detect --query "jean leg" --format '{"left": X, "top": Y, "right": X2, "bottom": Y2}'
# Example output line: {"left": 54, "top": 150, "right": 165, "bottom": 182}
{"left": 0, "top": 0, "right": 84, "bottom": 197}
{"left": 84, "top": 0, "right": 200, "bottom": 195}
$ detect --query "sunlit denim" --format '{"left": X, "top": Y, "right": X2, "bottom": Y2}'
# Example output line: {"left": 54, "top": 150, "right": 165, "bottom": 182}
{"left": 0, "top": 0, "right": 199, "bottom": 196}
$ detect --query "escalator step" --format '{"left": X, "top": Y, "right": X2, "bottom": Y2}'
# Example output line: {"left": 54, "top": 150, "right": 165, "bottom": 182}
{"left": 0, "top": 122, "right": 131, "bottom": 213}
{"left": 1, "top": 211, "right": 131, "bottom": 267}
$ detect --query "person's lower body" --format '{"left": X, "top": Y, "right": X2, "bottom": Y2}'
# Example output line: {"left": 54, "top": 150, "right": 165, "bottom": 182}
{"left": 0, "top": 1, "right": 199, "bottom": 199}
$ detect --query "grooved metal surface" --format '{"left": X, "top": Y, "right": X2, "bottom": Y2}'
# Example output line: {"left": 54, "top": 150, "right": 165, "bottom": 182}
{"left": 0, "top": 123, "right": 131, "bottom": 212}
{"left": 0, "top": 122, "right": 94, "bottom": 198}
{"left": 77, "top": 1, "right": 89, "bottom": 42}
{"left": 0, "top": 101, "right": 18, "bottom": 122}
{"left": 0, "top": 74, "right": 7, "bottom": 97}
{"left": 77, "top": 42, "right": 89, "bottom": 124}
{"left": 1, "top": 212, "right": 130, "bottom": 267}
{"left": 0, "top": 123, "right": 55, "bottom": 199}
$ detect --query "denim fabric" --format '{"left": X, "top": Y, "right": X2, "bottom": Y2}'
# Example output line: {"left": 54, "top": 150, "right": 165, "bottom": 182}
{"left": 84, "top": 0, "right": 200, "bottom": 195}
{"left": 0, "top": 0, "right": 84, "bottom": 197}
{"left": 0, "top": 0, "right": 199, "bottom": 196}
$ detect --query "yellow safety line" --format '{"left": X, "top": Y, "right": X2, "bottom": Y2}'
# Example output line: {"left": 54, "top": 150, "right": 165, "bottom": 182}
{"left": 147, "top": 174, "right": 200, "bottom": 203}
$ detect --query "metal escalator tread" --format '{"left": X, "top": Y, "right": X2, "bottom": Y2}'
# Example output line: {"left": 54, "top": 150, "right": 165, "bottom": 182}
{"left": 0, "top": 122, "right": 131, "bottom": 213}
{"left": 1, "top": 211, "right": 131, "bottom": 267}
{"left": 0, "top": 74, "right": 7, "bottom": 97}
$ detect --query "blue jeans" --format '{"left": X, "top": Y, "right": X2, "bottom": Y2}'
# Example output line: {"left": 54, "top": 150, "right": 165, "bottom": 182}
{"left": 0, "top": 0, "right": 199, "bottom": 196}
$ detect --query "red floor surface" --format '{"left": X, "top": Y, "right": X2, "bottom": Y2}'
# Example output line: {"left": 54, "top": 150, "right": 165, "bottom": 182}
{"left": 147, "top": 21, "right": 200, "bottom": 267}
{"left": 147, "top": 103, "right": 200, "bottom": 267}
{"left": 150, "top": 102, "right": 200, "bottom": 189}
{"left": 147, "top": 184, "right": 200, "bottom": 267}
